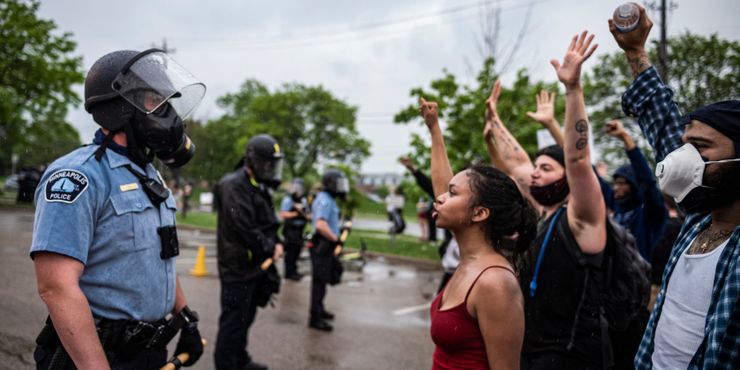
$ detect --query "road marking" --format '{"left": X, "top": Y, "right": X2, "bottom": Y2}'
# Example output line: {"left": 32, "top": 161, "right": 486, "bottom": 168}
{"left": 393, "top": 302, "right": 432, "bottom": 316}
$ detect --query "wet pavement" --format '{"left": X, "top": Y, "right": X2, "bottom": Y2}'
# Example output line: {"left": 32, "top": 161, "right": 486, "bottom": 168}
{"left": 0, "top": 208, "right": 441, "bottom": 370}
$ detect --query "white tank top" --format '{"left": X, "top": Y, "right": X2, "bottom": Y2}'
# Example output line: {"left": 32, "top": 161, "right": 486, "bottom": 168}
{"left": 651, "top": 237, "right": 729, "bottom": 369}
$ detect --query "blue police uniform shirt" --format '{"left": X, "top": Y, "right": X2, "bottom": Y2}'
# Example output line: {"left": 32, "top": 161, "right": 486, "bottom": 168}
{"left": 30, "top": 145, "right": 178, "bottom": 322}
{"left": 280, "top": 196, "right": 294, "bottom": 212}
{"left": 312, "top": 191, "right": 340, "bottom": 235}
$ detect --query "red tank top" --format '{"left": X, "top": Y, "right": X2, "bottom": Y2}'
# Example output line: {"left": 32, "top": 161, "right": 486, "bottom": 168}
{"left": 430, "top": 265, "right": 515, "bottom": 370}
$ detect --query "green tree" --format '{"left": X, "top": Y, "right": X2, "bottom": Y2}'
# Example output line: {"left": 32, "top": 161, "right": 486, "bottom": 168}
{"left": 186, "top": 79, "right": 371, "bottom": 182}
{"left": 0, "top": 0, "right": 84, "bottom": 172}
{"left": 394, "top": 58, "right": 563, "bottom": 172}
{"left": 584, "top": 32, "right": 739, "bottom": 166}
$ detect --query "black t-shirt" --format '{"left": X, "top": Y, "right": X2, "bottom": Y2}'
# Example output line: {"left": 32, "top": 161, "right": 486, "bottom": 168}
{"left": 650, "top": 216, "right": 683, "bottom": 285}
{"left": 519, "top": 209, "right": 605, "bottom": 369}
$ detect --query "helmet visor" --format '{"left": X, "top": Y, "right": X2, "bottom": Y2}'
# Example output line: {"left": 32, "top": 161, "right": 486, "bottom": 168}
{"left": 112, "top": 51, "right": 205, "bottom": 119}
{"left": 290, "top": 181, "right": 305, "bottom": 197}
{"left": 336, "top": 177, "right": 349, "bottom": 194}
{"left": 260, "top": 158, "right": 284, "bottom": 183}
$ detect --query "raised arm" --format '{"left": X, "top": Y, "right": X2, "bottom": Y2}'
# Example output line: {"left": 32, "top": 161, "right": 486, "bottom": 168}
{"left": 526, "top": 90, "right": 565, "bottom": 146}
{"left": 399, "top": 156, "right": 434, "bottom": 198}
{"left": 551, "top": 31, "right": 606, "bottom": 254}
{"left": 610, "top": 4, "right": 683, "bottom": 162}
{"left": 485, "top": 80, "right": 534, "bottom": 192}
{"left": 483, "top": 122, "right": 507, "bottom": 171}
{"left": 606, "top": 119, "right": 667, "bottom": 224}
{"left": 419, "top": 98, "right": 453, "bottom": 198}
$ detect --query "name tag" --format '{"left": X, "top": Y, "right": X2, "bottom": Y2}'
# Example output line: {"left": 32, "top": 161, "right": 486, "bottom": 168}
{"left": 120, "top": 182, "right": 139, "bottom": 192}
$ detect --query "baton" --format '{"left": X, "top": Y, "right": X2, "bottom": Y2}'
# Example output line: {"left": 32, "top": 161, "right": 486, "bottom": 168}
{"left": 334, "top": 220, "right": 353, "bottom": 256}
{"left": 260, "top": 258, "right": 273, "bottom": 270}
{"left": 159, "top": 339, "right": 208, "bottom": 370}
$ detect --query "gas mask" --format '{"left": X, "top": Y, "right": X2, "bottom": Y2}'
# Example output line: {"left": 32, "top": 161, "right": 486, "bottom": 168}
{"left": 129, "top": 102, "right": 196, "bottom": 168}
{"left": 656, "top": 143, "right": 740, "bottom": 214}
{"left": 112, "top": 50, "right": 205, "bottom": 168}
{"left": 529, "top": 176, "right": 570, "bottom": 206}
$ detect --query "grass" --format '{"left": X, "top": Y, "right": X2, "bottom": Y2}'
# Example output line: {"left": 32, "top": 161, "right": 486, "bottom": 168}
{"left": 176, "top": 211, "right": 217, "bottom": 229}
{"left": 345, "top": 229, "right": 439, "bottom": 261}
{"left": 176, "top": 211, "right": 438, "bottom": 261}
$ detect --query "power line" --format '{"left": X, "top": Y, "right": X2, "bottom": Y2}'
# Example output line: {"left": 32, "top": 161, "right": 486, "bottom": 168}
{"left": 190, "top": 0, "right": 551, "bottom": 52}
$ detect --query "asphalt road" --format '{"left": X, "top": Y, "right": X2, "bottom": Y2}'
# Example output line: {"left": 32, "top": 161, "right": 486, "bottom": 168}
{"left": 0, "top": 208, "right": 441, "bottom": 370}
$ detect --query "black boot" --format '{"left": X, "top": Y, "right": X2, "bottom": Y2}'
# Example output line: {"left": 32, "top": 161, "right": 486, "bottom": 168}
{"left": 309, "top": 319, "right": 333, "bottom": 332}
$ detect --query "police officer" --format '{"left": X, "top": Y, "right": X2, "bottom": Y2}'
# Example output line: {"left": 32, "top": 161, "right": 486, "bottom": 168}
{"left": 279, "top": 178, "right": 310, "bottom": 281}
{"left": 30, "top": 49, "right": 205, "bottom": 369}
{"left": 214, "top": 134, "right": 284, "bottom": 370}
{"left": 309, "top": 169, "right": 349, "bottom": 332}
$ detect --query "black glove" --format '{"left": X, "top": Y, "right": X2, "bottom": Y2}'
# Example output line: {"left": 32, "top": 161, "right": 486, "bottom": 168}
{"left": 174, "top": 324, "right": 203, "bottom": 367}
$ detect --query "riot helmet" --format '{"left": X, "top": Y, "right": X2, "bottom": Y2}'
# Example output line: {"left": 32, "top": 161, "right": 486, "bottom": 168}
{"left": 289, "top": 178, "right": 306, "bottom": 199}
{"left": 245, "top": 134, "right": 284, "bottom": 189}
{"left": 322, "top": 169, "right": 349, "bottom": 198}
{"left": 84, "top": 49, "right": 205, "bottom": 168}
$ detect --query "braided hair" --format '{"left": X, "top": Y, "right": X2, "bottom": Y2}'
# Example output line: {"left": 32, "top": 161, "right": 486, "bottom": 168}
{"left": 466, "top": 164, "right": 538, "bottom": 259}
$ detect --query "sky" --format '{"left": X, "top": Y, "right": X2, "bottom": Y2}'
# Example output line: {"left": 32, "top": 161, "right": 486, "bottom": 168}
{"left": 37, "top": 0, "right": 740, "bottom": 175}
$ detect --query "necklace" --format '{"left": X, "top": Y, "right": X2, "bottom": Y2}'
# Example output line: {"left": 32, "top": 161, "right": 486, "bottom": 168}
{"left": 693, "top": 228, "right": 732, "bottom": 254}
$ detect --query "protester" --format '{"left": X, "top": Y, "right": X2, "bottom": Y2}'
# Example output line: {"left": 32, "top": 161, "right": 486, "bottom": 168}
{"left": 606, "top": 119, "right": 667, "bottom": 260}
{"left": 610, "top": 5, "right": 740, "bottom": 369}
{"left": 30, "top": 49, "right": 205, "bottom": 369}
{"left": 214, "top": 134, "right": 284, "bottom": 370}
{"left": 420, "top": 96, "right": 537, "bottom": 370}
{"left": 486, "top": 32, "right": 609, "bottom": 369}
{"left": 385, "top": 186, "right": 406, "bottom": 235}
{"left": 416, "top": 196, "right": 430, "bottom": 241}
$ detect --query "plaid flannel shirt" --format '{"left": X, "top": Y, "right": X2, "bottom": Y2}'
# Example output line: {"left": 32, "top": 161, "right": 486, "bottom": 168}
{"left": 623, "top": 67, "right": 740, "bottom": 369}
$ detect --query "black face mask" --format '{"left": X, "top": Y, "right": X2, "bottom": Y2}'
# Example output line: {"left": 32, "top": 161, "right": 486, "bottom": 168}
{"left": 130, "top": 104, "right": 195, "bottom": 168}
{"left": 529, "top": 176, "right": 570, "bottom": 206}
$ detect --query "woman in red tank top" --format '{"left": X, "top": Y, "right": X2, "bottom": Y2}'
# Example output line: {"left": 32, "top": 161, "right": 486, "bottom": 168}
{"left": 419, "top": 96, "right": 538, "bottom": 370}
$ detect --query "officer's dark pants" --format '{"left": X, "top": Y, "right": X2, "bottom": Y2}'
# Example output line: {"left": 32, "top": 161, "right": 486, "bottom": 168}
{"left": 34, "top": 345, "right": 166, "bottom": 370}
{"left": 283, "top": 229, "right": 304, "bottom": 277}
{"left": 214, "top": 279, "right": 259, "bottom": 370}
{"left": 309, "top": 243, "right": 333, "bottom": 322}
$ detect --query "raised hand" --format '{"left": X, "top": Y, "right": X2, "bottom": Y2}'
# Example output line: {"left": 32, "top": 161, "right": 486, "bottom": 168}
{"left": 605, "top": 119, "right": 635, "bottom": 150}
{"left": 551, "top": 31, "right": 598, "bottom": 89}
{"left": 398, "top": 156, "right": 415, "bottom": 170}
{"left": 526, "top": 90, "right": 557, "bottom": 126}
{"left": 605, "top": 119, "right": 627, "bottom": 138}
{"left": 608, "top": 3, "right": 653, "bottom": 53}
{"left": 485, "top": 80, "right": 502, "bottom": 122}
{"left": 419, "top": 97, "right": 439, "bottom": 128}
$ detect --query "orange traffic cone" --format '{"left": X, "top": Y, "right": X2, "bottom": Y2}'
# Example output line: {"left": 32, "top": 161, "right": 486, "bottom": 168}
{"left": 190, "top": 245, "right": 209, "bottom": 277}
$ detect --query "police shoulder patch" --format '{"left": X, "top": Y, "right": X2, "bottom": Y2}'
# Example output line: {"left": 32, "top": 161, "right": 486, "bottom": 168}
{"left": 45, "top": 169, "right": 89, "bottom": 203}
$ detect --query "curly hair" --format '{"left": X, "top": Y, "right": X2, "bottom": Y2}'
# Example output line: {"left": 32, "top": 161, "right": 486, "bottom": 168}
{"left": 466, "top": 164, "right": 538, "bottom": 258}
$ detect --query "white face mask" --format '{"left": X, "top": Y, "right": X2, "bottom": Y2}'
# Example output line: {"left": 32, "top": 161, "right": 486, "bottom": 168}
{"left": 655, "top": 143, "right": 740, "bottom": 202}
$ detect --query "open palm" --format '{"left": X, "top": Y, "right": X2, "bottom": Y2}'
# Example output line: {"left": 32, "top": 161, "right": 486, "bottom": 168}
{"left": 551, "top": 31, "right": 598, "bottom": 88}
{"left": 526, "top": 90, "right": 556, "bottom": 124}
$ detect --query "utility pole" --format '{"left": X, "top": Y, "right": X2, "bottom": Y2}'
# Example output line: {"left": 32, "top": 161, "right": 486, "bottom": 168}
{"left": 152, "top": 38, "right": 176, "bottom": 55}
{"left": 646, "top": 0, "right": 677, "bottom": 82}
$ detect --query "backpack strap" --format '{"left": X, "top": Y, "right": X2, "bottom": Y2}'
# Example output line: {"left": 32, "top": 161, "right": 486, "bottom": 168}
{"left": 529, "top": 207, "right": 565, "bottom": 298}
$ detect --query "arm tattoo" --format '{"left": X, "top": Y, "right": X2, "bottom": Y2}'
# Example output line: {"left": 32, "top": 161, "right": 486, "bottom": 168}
{"left": 627, "top": 53, "right": 652, "bottom": 78}
{"left": 575, "top": 119, "right": 588, "bottom": 150}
